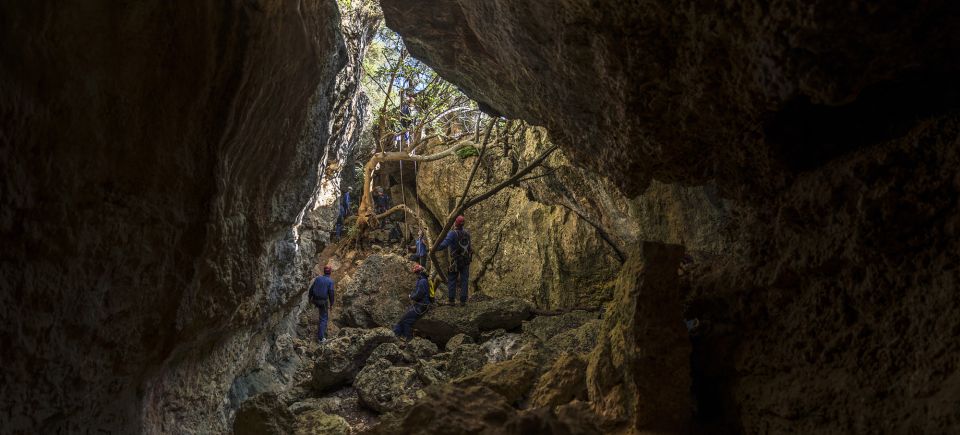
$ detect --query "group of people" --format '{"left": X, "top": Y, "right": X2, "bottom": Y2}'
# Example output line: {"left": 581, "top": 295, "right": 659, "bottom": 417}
{"left": 308, "top": 215, "right": 473, "bottom": 343}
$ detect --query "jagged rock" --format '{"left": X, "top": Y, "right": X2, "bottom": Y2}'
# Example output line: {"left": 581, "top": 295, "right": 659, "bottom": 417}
{"left": 311, "top": 328, "right": 397, "bottom": 392}
{"left": 529, "top": 353, "right": 588, "bottom": 409}
{"left": 445, "top": 333, "right": 474, "bottom": 351}
{"left": 416, "top": 298, "right": 533, "bottom": 345}
{"left": 365, "top": 385, "right": 516, "bottom": 435}
{"left": 294, "top": 410, "right": 350, "bottom": 435}
{"left": 407, "top": 337, "right": 439, "bottom": 359}
{"left": 338, "top": 254, "right": 418, "bottom": 328}
{"left": 543, "top": 320, "right": 601, "bottom": 360}
{"left": 354, "top": 359, "right": 424, "bottom": 414}
{"left": 521, "top": 311, "right": 598, "bottom": 343}
{"left": 453, "top": 346, "right": 542, "bottom": 404}
{"left": 479, "top": 329, "right": 506, "bottom": 343}
{"left": 502, "top": 402, "right": 602, "bottom": 435}
{"left": 233, "top": 392, "right": 296, "bottom": 435}
{"left": 586, "top": 242, "right": 689, "bottom": 432}
{"left": 415, "top": 360, "right": 448, "bottom": 386}
{"left": 446, "top": 344, "right": 488, "bottom": 379}
{"left": 368, "top": 342, "right": 405, "bottom": 365}
{"left": 480, "top": 333, "right": 524, "bottom": 364}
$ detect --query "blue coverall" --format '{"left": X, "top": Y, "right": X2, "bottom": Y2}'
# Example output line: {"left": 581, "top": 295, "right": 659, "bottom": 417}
{"left": 414, "top": 236, "right": 427, "bottom": 265}
{"left": 309, "top": 275, "right": 335, "bottom": 341}
{"left": 438, "top": 229, "right": 470, "bottom": 304}
{"left": 335, "top": 191, "right": 350, "bottom": 239}
{"left": 393, "top": 273, "right": 430, "bottom": 339}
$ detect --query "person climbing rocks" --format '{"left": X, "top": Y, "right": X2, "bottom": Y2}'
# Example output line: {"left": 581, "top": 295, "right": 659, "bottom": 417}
{"left": 308, "top": 265, "right": 335, "bottom": 343}
{"left": 409, "top": 230, "right": 427, "bottom": 266}
{"left": 437, "top": 215, "right": 472, "bottom": 306}
{"left": 334, "top": 187, "right": 352, "bottom": 240}
{"left": 393, "top": 264, "right": 431, "bottom": 340}
{"left": 374, "top": 186, "right": 391, "bottom": 215}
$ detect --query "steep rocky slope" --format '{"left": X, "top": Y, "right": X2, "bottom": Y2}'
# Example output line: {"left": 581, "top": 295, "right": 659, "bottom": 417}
{"left": 381, "top": 0, "right": 960, "bottom": 432}
{"left": 1, "top": 1, "right": 371, "bottom": 432}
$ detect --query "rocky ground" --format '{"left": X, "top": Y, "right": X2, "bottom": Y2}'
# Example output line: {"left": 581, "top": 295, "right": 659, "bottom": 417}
{"left": 234, "top": 251, "right": 605, "bottom": 434}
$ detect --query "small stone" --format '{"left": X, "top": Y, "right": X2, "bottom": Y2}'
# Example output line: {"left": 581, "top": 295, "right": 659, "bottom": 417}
{"left": 445, "top": 333, "right": 474, "bottom": 351}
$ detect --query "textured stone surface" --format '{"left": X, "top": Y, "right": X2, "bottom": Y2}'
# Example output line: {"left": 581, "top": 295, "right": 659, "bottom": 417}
{"left": 529, "top": 353, "right": 588, "bottom": 409}
{"left": 311, "top": 327, "right": 397, "bottom": 393}
{"left": 338, "top": 253, "right": 418, "bottom": 328}
{"left": 383, "top": 0, "right": 960, "bottom": 198}
{"left": 452, "top": 346, "right": 542, "bottom": 404}
{"left": 446, "top": 344, "right": 488, "bottom": 379}
{"left": 354, "top": 358, "right": 423, "bottom": 414}
{"left": 0, "top": 1, "right": 367, "bottom": 433}
{"left": 416, "top": 297, "right": 533, "bottom": 345}
{"left": 233, "top": 392, "right": 296, "bottom": 435}
{"left": 415, "top": 128, "right": 729, "bottom": 310}
{"left": 365, "top": 384, "right": 515, "bottom": 435}
{"left": 445, "top": 333, "right": 474, "bottom": 351}
{"left": 586, "top": 242, "right": 689, "bottom": 432}
{"left": 294, "top": 410, "right": 351, "bottom": 435}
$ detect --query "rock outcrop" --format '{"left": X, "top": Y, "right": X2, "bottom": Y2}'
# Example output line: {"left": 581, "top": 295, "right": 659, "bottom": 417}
{"left": 381, "top": 1, "right": 960, "bottom": 432}
{"left": 586, "top": 242, "right": 689, "bottom": 432}
{"left": 233, "top": 392, "right": 296, "bottom": 435}
{"left": 1, "top": 1, "right": 374, "bottom": 432}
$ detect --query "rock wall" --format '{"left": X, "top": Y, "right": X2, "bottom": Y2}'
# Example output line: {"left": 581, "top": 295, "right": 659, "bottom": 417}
{"left": 414, "top": 128, "right": 728, "bottom": 309}
{"left": 0, "top": 1, "right": 366, "bottom": 432}
{"left": 381, "top": 0, "right": 960, "bottom": 432}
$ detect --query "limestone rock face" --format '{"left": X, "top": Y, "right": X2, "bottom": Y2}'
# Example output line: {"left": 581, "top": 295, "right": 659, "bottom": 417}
{"left": 415, "top": 129, "right": 729, "bottom": 310}
{"left": 382, "top": 0, "right": 960, "bottom": 198}
{"left": 586, "top": 242, "right": 689, "bottom": 432}
{"left": 1, "top": 1, "right": 371, "bottom": 432}
{"left": 338, "top": 254, "right": 418, "bottom": 328}
{"left": 446, "top": 344, "right": 489, "bottom": 379}
{"left": 311, "top": 328, "right": 397, "bottom": 393}
{"left": 416, "top": 297, "right": 533, "bottom": 345}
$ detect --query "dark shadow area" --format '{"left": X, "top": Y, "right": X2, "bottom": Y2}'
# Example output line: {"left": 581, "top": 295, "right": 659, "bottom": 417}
{"left": 767, "top": 71, "right": 960, "bottom": 171}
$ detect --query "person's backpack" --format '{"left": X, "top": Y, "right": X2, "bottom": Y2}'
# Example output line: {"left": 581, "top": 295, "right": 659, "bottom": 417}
{"left": 452, "top": 230, "right": 472, "bottom": 266}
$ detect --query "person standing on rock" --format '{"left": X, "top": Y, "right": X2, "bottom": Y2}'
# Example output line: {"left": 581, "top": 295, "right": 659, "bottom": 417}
{"left": 393, "top": 264, "right": 431, "bottom": 340}
{"left": 437, "top": 215, "right": 472, "bottom": 306}
{"left": 308, "top": 265, "right": 335, "bottom": 343}
{"left": 409, "top": 230, "right": 428, "bottom": 267}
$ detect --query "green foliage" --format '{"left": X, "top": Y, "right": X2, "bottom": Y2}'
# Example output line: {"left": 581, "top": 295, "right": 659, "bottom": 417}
{"left": 456, "top": 145, "right": 479, "bottom": 159}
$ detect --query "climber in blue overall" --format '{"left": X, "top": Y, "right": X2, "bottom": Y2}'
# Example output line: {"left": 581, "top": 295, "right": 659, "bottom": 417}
{"left": 393, "top": 264, "right": 431, "bottom": 340}
{"left": 308, "top": 265, "right": 335, "bottom": 343}
{"left": 437, "top": 215, "right": 472, "bottom": 306}
{"left": 334, "top": 187, "right": 352, "bottom": 240}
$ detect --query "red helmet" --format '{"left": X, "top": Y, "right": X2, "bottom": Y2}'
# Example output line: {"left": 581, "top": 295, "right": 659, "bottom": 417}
{"left": 454, "top": 215, "right": 465, "bottom": 227}
{"left": 323, "top": 265, "right": 332, "bottom": 275}
{"left": 412, "top": 264, "right": 425, "bottom": 274}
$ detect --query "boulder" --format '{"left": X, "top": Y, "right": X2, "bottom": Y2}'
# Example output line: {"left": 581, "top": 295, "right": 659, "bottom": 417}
{"left": 529, "top": 353, "right": 588, "bottom": 409}
{"left": 338, "top": 254, "right": 418, "bottom": 328}
{"left": 521, "top": 310, "right": 598, "bottom": 343}
{"left": 294, "top": 410, "right": 350, "bottom": 435}
{"left": 233, "top": 392, "right": 295, "bottom": 435}
{"left": 445, "top": 333, "right": 474, "bottom": 351}
{"left": 354, "top": 358, "right": 424, "bottom": 414}
{"left": 368, "top": 342, "right": 405, "bottom": 365}
{"left": 479, "top": 328, "right": 507, "bottom": 343}
{"left": 453, "top": 346, "right": 542, "bottom": 404}
{"left": 543, "top": 320, "right": 601, "bottom": 360}
{"left": 416, "top": 298, "right": 533, "bottom": 345}
{"left": 311, "top": 327, "right": 397, "bottom": 392}
{"left": 407, "top": 337, "right": 439, "bottom": 359}
{"left": 447, "top": 344, "right": 488, "bottom": 379}
{"left": 365, "top": 385, "right": 516, "bottom": 435}
{"left": 415, "top": 360, "right": 449, "bottom": 387}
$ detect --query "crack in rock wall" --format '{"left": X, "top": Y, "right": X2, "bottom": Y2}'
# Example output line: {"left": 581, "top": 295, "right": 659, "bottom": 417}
{"left": 0, "top": 1, "right": 371, "bottom": 432}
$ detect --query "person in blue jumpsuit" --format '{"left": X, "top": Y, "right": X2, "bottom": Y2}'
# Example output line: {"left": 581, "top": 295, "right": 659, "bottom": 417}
{"left": 334, "top": 187, "right": 351, "bottom": 240}
{"left": 437, "top": 215, "right": 471, "bottom": 306}
{"left": 393, "top": 264, "right": 431, "bottom": 340}
{"left": 409, "top": 230, "right": 427, "bottom": 266}
{"left": 308, "top": 265, "right": 335, "bottom": 343}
